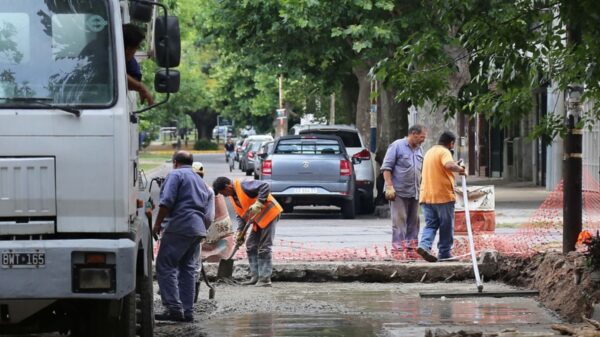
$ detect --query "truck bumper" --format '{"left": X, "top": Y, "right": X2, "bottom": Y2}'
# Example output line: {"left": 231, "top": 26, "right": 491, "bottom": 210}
{"left": 0, "top": 239, "right": 136, "bottom": 300}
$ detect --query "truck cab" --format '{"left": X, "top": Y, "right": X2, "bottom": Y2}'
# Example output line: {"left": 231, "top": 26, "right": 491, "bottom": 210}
{"left": 0, "top": 1, "right": 179, "bottom": 336}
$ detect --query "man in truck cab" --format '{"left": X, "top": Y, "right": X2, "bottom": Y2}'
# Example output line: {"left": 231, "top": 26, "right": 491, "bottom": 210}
{"left": 212, "top": 177, "right": 282, "bottom": 287}
{"left": 123, "top": 23, "right": 154, "bottom": 105}
{"left": 152, "top": 151, "right": 214, "bottom": 322}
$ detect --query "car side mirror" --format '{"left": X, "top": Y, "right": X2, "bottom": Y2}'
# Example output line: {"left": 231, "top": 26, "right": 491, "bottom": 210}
{"left": 154, "top": 16, "right": 181, "bottom": 68}
{"left": 154, "top": 69, "right": 180, "bottom": 93}
{"left": 351, "top": 157, "right": 361, "bottom": 165}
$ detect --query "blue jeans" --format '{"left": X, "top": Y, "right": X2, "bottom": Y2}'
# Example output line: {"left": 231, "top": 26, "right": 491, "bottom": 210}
{"left": 156, "top": 233, "right": 202, "bottom": 316}
{"left": 418, "top": 202, "right": 454, "bottom": 259}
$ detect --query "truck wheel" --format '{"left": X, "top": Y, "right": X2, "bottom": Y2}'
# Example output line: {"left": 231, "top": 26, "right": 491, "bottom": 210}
{"left": 118, "top": 292, "right": 137, "bottom": 337}
{"left": 341, "top": 198, "right": 355, "bottom": 219}
{"left": 136, "top": 246, "right": 154, "bottom": 337}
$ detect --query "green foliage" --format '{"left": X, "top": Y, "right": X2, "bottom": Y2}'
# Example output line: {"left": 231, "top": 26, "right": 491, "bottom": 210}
{"left": 193, "top": 139, "right": 219, "bottom": 151}
{"left": 379, "top": 0, "right": 600, "bottom": 138}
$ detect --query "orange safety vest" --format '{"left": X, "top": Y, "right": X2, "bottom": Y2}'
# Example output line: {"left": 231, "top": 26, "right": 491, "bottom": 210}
{"left": 230, "top": 180, "right": 282, "bottom": 231}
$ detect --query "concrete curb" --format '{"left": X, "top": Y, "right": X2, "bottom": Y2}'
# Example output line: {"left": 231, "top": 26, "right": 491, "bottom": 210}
{"left": 202, "top": 261, "right": 495, "bottom": 283}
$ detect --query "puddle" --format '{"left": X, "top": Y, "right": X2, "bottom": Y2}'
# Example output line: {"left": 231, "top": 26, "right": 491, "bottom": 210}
{"left": 201, "top": 313, "right": 380, "bottom": 337}
{"left": 190, "top": 283, "right": 560, "bottom": 337}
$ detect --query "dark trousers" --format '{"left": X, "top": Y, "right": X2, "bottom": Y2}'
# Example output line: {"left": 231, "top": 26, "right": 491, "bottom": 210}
{"left": 156, "top": 233, "right": 202, "bottom": 315}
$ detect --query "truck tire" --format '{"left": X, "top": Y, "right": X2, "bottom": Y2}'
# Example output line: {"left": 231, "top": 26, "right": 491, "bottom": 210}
{"left": 341, "top": 198, "right": 355, "bottom": 219}
{"left": 118, "top": 292, "right": 137, "bottom": 337}
{"left": 136, "top": 245, "right": 154, "bottom": 337}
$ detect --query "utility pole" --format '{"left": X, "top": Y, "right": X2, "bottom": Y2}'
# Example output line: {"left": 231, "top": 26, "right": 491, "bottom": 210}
{"left": 563, "top": 19, "right": 583, "bottom": 253}
{"left": 329, "top": 93, "right": 335, "bottom": 125}
{"left": 369, "top": 81, "right": 378, "bottom": 153}
{"left": 276, "top": 74, "right": 287, "bottom": 137}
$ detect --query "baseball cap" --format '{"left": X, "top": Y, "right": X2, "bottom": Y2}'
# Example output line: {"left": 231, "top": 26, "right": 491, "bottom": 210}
{"left": 192, "top": 162, "right": 204, "bottom": 174}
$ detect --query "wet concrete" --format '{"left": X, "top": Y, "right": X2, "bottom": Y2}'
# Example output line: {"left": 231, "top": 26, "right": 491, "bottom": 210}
{"left": 155, "top": 282, "right": 561, "bottom": 337}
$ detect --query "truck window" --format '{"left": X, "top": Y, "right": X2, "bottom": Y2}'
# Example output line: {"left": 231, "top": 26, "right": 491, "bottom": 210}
{"left": 300, "top": 130, "right": 362, "bottom": 147}
{"left": 275, "top": 139, "right": 342, "bottom": 155}
{"left": 0, "top": 1, "right": 114, "bottom": 107}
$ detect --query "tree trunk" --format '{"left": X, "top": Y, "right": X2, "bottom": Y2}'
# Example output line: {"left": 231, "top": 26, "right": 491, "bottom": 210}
{"left": 187, "top": 108, "right": 217, "bottom": 140}
{"left": 353, "top": 65, "right": 372, "bottom": 145}
{"left": 338, "top": 74, "right": 359, "bottom": 125}
{"left": 376, "top": 90, "right": 409, "bottom": 164}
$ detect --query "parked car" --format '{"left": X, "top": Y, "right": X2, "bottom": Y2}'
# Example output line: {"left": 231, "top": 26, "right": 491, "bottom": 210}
{"left": 212, "top": 125, "right": 233, "bottom": 140}
{"left": 234, "top": 139, "right": 244, "bottom": 162}
{"left": 253, "top": 140, "right": 274, "bottom": 179}
{"left": 262, "top": 135, "right": 356, "bottom": 219}
{"left": 297, "top": 125, "right": 375, "bottom": 214}
{"left": 238, "top": 134, "right": 274, "bottom": 168}
{"left": 239, "top": 140, "right": 264, "bottom": 176}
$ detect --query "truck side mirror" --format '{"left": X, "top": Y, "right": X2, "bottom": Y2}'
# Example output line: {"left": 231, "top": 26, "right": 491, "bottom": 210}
{"left": 154, "top": 69, "right": 180, "bottom": 93}
{"left": 154, "top": 16, "right": 181, "bottom": 68}
{"left": 129, "top": 2, "right": 153, "bottom": 22}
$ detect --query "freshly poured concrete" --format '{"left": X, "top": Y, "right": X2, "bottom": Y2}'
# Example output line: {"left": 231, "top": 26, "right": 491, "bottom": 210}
{"left": 155, "top": 282, "right": 561, "bottom": 337}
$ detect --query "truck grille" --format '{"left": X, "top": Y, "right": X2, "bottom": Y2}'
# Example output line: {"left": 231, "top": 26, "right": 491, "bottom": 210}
{"left": 0, "top": 158, "right": 56, "bottom": 234}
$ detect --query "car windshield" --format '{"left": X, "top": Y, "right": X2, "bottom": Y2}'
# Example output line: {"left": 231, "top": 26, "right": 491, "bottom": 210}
{"left": 0, "top": 0, "right": 114, "bottom": 107}
{"left": 300, "top": 130, "right": 362, "bottom": 147}
{"left": 275, "top": 138, "right": 343, "bottom": 155}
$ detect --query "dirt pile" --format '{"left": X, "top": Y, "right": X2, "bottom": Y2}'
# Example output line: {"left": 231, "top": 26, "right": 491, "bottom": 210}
{"left": 496, "top": 251, "right": 600, "bottom": 322}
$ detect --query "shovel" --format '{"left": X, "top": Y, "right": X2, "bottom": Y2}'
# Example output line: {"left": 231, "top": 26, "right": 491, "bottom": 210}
{"left": 194, "top": 259, "right": 215, "bottom": 302}
{"left": 217, "top": 216, "right": 255, "bottom": 279}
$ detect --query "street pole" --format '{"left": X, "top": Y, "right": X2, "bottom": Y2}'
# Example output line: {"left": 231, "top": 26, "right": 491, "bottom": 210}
{"left": 563, "top": 86, "right": 583, "bottom": 253}
{"left": 563, "top": 20, "right": 583, "bottom": 253}
{"left": 329, "top": 93, "right": 336, "bottom": 125}
{"left": 369, "top": 81, "right": 377, "bottom": 153}
{"left": 277, "top": 74, "right": 287, "bottom": 137}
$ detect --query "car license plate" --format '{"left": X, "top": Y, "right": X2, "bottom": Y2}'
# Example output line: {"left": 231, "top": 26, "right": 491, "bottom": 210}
{"left": 1, "top": 250, "right": 46, "bottom": 268}
{"left": 294, "top": 188, "right": 318, "bottom": 194}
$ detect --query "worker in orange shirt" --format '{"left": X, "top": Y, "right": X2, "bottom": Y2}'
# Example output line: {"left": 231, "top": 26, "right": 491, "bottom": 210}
{"left": 416, "top": 131, "right": 466, "bottom": 262}
{"left": 212, "top": 177, "right": 282, "bottom": 286}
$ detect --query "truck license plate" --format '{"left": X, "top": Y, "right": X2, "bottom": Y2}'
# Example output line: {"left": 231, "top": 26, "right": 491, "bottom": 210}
{"left": 1, "top": 250, "right": 46, "bottom": 268}
{"left": 294, "top": 188, "right": 318, "bottom": 194}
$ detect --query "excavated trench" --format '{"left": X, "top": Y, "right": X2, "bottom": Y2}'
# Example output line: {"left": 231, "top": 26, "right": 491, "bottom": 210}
{"left": 153, "top": 251, "right": 600, "bottom": 337}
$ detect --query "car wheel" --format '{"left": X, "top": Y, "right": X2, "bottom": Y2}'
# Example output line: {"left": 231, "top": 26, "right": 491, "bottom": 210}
{"left": 245, "top": 169, "right": 252, "bottom": 176}
{"left": 254, "top": 172, "right": 259, "bottom": 179}
{"left": 341, "top": 198, "right": 355, "bottom": 219}
{"left": 360, "top": 195, "right": 375, "bottom": 215}
{"left": 282, "top": 204, "right": 293, "bottom": 213}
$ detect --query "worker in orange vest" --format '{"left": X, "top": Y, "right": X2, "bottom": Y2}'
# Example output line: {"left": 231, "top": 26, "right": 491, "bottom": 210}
{"left": 212, "top": 177, "right": 282, "bottom": 287}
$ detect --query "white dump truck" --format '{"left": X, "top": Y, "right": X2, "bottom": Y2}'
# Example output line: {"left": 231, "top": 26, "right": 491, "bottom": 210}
{"left": 0, "top": 1, "right": 180, "bottom": 336}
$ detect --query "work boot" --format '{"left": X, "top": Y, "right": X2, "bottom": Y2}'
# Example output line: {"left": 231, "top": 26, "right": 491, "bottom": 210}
{"left": 242, "top": 254, "right": 259, "bottom": 286}
{"left": 241, "top": 275, "right": 259, "bottom": 286}
{"left": 416, "top": 247, "right": 438, "bottom": 262}
{"left": 155, "top": 310, "right": 185, "bottom": 322}
{"left": 256, "top": 257, "right": 273, "bottom": 287}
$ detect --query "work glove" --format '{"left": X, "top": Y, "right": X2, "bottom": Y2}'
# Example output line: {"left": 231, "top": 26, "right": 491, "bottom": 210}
{"left": 248, "top": 200, "right": 264, "bottom": 216}
{"left": 384, "top": 185, "right": 396, "bottom": 201}
{"left": 235, "top": 231, "right": 246, "bottom": 246}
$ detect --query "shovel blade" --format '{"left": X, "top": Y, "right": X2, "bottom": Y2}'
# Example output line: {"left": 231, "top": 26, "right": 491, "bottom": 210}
{"left": 217, "top": 259, "right": 235, "bottom": 279}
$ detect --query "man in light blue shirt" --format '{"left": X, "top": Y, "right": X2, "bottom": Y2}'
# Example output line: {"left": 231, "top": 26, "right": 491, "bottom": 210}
{"left": 152, "top": 151, "right": 214, "bottom": 322}
{"left": 381, "top": 125, "right": 426, "bottom": 253}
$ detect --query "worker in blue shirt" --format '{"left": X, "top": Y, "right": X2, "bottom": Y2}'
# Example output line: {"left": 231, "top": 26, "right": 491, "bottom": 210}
{"left": 152, "top": 151, "right": 215, "bottom": 322}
